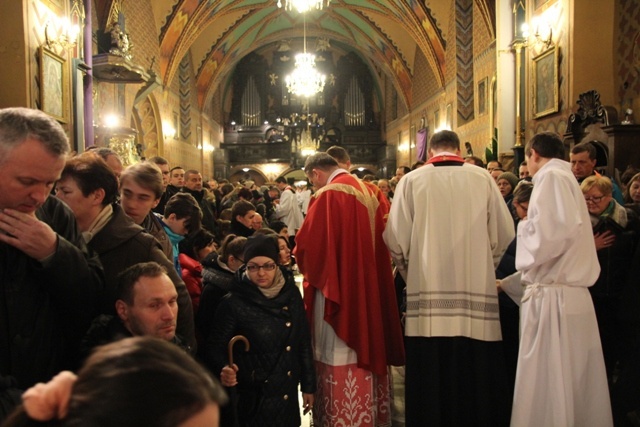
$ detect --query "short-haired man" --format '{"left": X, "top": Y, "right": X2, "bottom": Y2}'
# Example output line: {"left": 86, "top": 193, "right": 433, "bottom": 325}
{"left": 81, "top": 262, "right": 189, "bottom": 355}
{"left": 383, "top": 130, "right": 515, "bottom": 425}
{"left": 295, "top": 153, "right": 405, "bottom": 426}
{"left": 251, "top": 212, "right": 263, "bottom": 230}
{"left": 395, "top": 165, "right": 411, "bottom": 181}
{"left": 93, "top": 147, "right": 124, "bottom": 181}
{"left": 273, "top": 176, "right": 303, "bottom": 238}
{"left": 464, "top": 155, "right": 485, "bottom": 168}
{"left": 120, "top": 162, "right": 173, "bottom": 260}
{"left": 0, "top": 108, "right": 103, "bottom": 418}
{"left": 326, "top": 145, "right": 390, "bottom": 219}
{"left": 518, "top": 161, "right": 530, "bottom": 179}
{"left": 570, "top": 142, "right": 624, "bottom": 203}
{"left": 500, "top": 132, "right": 612, "bottom": 426}
{"left": 486, "top": 159, "right": 503, "bottom": 172}
{"left": 148, "top": 156, "right": 171, "bottom": 214}
{"left": 166, "top": 166, "right": 185, "bottom": 201}
{"left": 182, "top": 169, "right": 218, "bottom": 235}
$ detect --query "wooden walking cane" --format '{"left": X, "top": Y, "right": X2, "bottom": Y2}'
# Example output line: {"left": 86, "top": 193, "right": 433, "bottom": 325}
{"left": 228, "top": 335, "right": 250, "bottom": 366}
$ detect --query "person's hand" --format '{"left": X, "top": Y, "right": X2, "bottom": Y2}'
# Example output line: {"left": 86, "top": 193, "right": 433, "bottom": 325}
{"left": 496, "top": 280, "right": 503, "bottom": 293}
{"left": 0, "top": 208, "right": 57, "bottom": 261}
{"left": 302, "top": 393, "right": 314, "bottom": 415}
{"left": 220, "top": 364, "right": 238, "bottom": 387}
{"left": 273, "top": 199, "right": 280, "bottom": 205}
{"left": 594, "top": 231, "right": 615, "bottom": 251}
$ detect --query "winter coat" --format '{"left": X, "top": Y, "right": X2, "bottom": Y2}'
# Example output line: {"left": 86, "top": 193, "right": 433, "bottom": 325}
{"left": 179, "top": 253, "right": 204, "bottom": 313}
{"left": 141, "top": 212, "right": 173, "bottom": 261}
{"left": 197, "top": 253, "right": 235, "bottom": 342}
{"left": 80, "top": 314, "right": 190, "bottom": 360}
{"left": 182, "top": 187, "right": 218, "bottom": 235}
{"left": 87, "top": 204, "right": 196, "bottom": 350}
{"left": 0, "top": 197, "right": 103, "bottom": 391}
{"left": 205, "top": 267, "right": 316, "bottom": 427}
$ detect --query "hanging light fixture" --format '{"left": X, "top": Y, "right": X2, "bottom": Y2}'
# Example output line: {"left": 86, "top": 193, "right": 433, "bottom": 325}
{"left": 285, "top": 13, "right": 326, "bottom": 97}
{"left": 277, "top": 0, "right": 330, "bottom": 13}
{"left": 298, "top": 127, "right": 320, "bottom": 156}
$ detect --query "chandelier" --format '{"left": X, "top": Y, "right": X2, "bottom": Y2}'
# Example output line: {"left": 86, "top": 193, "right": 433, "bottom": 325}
{"left": 277, "top": 0, "right": 330, "bottom": 13}
{"left": 286, "top": 54, "right": 326, "bottom": 97}
{"left": 298, "top": 128, "right": 319, "bottom": 156}
{"left": 285, "top": 13, "right": 326, "bottom": 97}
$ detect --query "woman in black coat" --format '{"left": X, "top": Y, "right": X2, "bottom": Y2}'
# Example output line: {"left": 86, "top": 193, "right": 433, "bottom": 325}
{"left": 205, "top": 234, "right": 315, "bottom": 427}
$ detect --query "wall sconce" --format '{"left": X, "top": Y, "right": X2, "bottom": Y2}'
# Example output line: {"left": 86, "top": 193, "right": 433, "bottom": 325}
{"left": 521, "top": 21, "right": 553, "bottom": 49}
{"left": 45, "top": 17, "right": 80, "bottom": 50}
{"left": 398, "top": 142, "right": 410, "bottom": 153}
{"left": 162, "top": 122, "right": 176, "bottom": 140}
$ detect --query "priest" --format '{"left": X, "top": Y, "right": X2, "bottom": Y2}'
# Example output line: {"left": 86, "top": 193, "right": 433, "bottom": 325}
{"left": 295, "top": 153, "right": 405, "bottom": 427}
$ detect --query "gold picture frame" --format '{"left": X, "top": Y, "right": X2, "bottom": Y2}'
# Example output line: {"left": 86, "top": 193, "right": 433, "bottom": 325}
{"left": 39, "top": 46, "right": 67, "bottom": 123}
{"left": 478, "top": 77, "right": 488, "bottom": 115}
{"left": 532, "top": 46, "right": 559, "bottom": 119}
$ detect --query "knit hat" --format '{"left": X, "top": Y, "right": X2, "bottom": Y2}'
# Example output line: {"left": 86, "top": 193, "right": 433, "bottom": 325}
{"left": 497, "top": 171, "right": 519, "bottom": 190}
{"left": 243, "top": 234, "right": 279, "bottom": 263}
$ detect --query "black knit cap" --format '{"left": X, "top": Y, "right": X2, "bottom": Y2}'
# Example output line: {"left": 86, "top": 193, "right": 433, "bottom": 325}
{"left": 243, "top": 234, "right": 279, "bottom": 264}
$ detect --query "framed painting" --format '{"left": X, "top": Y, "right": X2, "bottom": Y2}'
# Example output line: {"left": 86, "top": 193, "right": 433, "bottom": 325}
{"left": 172, "top": 111, "right": 179, "bottom": 139}
{"left": 39, "top": 46, "right": 66, "bottom": 123}
{"left": 478, "top": 78, "right": 488, "bottom": 115}
{"left": 532, "top": 46, "right": 559, "bottom": 118}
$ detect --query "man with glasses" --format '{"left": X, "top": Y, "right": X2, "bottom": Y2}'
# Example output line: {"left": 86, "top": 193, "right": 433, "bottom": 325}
{"left": 500, "top": 132, "right": 612, "bottom": 426}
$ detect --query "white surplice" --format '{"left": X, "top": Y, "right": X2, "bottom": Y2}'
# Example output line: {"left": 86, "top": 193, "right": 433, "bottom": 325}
{"left": 275, "top": 186, "right": 304, "bottom": 234}
{"left": 502, "top": 158, "right": 612, "bottom": 427}
{"left": 384, "top": 162, "right": 514, "bottom": 341}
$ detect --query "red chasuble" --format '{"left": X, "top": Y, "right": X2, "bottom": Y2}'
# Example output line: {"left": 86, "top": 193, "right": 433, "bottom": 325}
{"left": 295, "top": 172, "right": 405, "bottom": 376}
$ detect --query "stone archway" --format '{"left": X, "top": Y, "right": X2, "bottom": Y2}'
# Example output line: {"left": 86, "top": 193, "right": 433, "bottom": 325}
{"left": 132, "top": 94, "right": 162, "bottom": 159}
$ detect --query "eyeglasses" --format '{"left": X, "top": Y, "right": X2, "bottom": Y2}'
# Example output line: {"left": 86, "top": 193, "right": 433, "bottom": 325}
{"left": 584, "top": 195, "right": 605, "bottom": 203}
{"left": 246, "top": 263, "right": 277, "bottom": 273}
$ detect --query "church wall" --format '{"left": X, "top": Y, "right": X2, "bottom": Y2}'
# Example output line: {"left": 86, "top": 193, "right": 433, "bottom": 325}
{"left": 90, "top": 0, "right": 217, "bottom": 176}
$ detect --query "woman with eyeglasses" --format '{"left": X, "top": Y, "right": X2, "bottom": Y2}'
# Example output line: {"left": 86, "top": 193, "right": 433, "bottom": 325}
{"left": 204, "top": 234, "right": 316, "bottom": 426}
{"left": 580, "top": 175, "right": 639, "bottom": 383}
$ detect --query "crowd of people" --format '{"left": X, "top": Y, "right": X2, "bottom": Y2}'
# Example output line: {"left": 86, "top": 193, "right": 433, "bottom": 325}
{"left": 0, "top": 106, "right": 638, "bottom": 426}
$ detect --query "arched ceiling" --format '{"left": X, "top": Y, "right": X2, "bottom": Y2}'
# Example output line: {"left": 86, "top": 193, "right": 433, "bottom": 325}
{"left": 149, "top": 0, "right": 452, "bottom": 110}
{"left": 96, "top": 1, "right": 496, "bottom": 111}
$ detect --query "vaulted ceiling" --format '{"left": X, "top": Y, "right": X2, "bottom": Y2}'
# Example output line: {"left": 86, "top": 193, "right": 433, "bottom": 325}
{"left": 96, "top": 0, "right": 496, "bottom": 111}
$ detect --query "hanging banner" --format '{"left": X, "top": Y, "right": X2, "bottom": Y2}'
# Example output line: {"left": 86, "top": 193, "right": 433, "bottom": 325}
{"left": 416, "top": 127, "right": 429, "bottom": 161}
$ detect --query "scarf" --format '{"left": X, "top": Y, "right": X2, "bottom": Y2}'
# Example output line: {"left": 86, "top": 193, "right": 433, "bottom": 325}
{"left": 246, "top": 267, "right": 286, "bottom": 299}
{"left": 82, "top": 204, "right": 113, "bottom": 243}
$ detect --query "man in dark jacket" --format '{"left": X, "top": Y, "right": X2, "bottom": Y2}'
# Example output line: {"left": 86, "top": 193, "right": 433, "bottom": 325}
{"left": 182, "top": 169, "right": 218, "bottom": 235}
{"left": 81, "top": 262, "right": 190, "bottom": 357}
{"left": 0, "top": 108, "right": 104, "bottom": 421}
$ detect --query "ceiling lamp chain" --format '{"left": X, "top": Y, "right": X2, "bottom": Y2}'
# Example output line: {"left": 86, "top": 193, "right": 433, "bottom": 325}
{"left": 285, "top": 13, "right": 326, "bottom": 97}
{"left": 277, "top": 0, "right": 330, "bottom": 13}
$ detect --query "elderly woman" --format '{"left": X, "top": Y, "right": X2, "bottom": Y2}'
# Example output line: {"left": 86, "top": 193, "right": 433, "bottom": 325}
{"left": 205, "top": 234, "right": 315, "bottom": 427}
{"left": 623, "top": 172, "right": 640, "bottom": 207}
{"left": 580, "top": 175, "right": 639, "bottom": 379}
{"left": 55, "top": 154, "right": 196, "bottom": 349}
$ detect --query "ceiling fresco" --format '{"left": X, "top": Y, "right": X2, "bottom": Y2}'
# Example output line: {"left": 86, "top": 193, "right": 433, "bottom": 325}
{"left": 97, "top": 0, "right": 495, "bottom": 111}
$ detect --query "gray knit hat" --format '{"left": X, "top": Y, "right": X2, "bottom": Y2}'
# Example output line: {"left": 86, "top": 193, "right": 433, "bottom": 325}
{"left": 497, "top": 171, "right": 519, "bottom": 190}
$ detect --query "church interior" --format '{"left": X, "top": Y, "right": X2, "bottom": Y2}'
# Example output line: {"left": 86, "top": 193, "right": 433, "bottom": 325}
{"left": 1, "top": 0, "right": 640, "bottom": 185}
